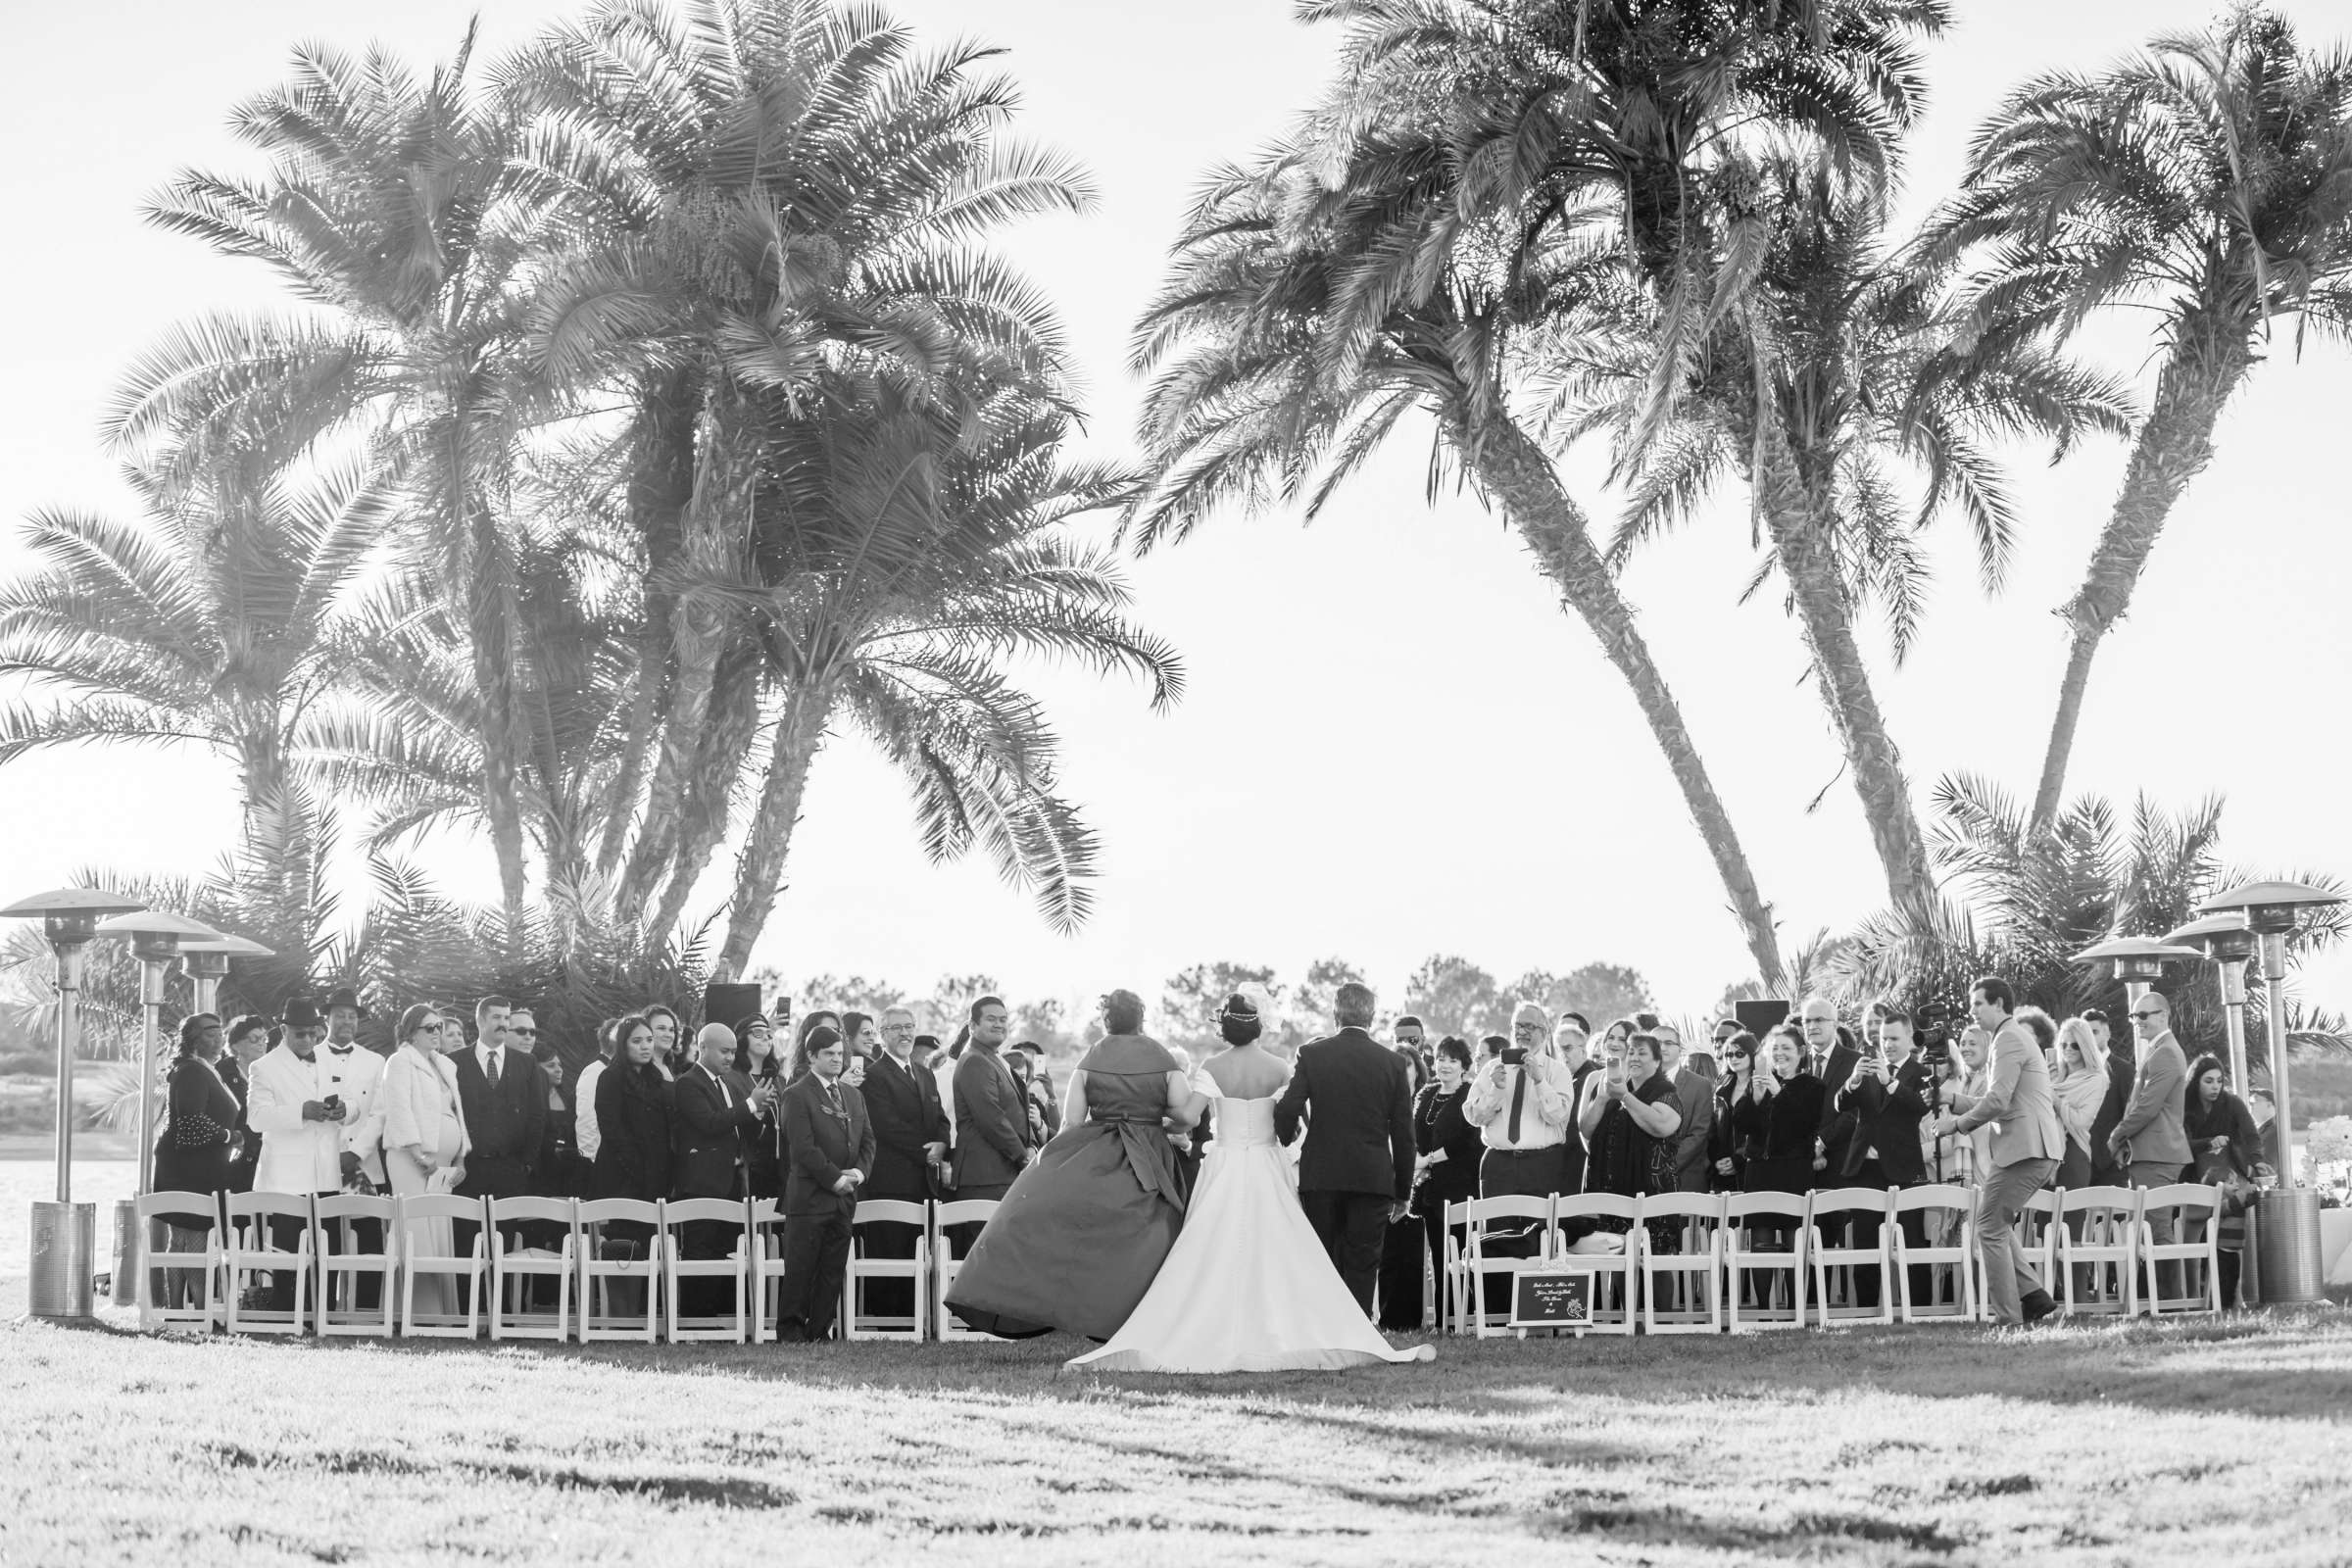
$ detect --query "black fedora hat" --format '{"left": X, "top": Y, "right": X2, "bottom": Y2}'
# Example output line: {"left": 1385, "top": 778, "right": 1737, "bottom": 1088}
{"left": 322, "top": 986, "right": 369, "bottom": 1019}
{"left": 281, "top": 997, "right": 325, "bottom": 1030}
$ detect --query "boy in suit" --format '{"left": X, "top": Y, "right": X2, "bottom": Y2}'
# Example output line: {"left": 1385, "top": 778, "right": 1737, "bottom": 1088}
{"left": 775, "top": 1029, "right": 875, "bottom": 1342}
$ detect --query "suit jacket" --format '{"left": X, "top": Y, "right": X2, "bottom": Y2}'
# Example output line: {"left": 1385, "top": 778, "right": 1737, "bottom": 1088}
{"left": 1670, "top": 1066, "right": 1716, "bottom": 1191}
{"left": 1954, "top": 1020, "right": 2065, "bottom": 1167}
{"left": 671, "top": 1063, "right": 762, "bottom": 1199}
{"left": 781, "top": 1074, "right": 878, "bottom": 1216}
{"left": 318, "top": 1043, "right": 388, "bottom": 1185}
{"left": 1834, "top": 1056, "right": 1932, "bottom": 1186}
{"left": 2089, "top": 1036, "right": 2138, "bottom": 1179}
{"left": 2112, "top": 1030, "right": 2191, "bottom": 1166}
{"left": 1274, "top": 1026, "right": 1415, "bottom": 1198}
{"left": 247, "top": 1045, "right": 345, "bottom": 1194}
{"left": 863, "top": 1050, "right": 950, "bottom": 1201}
{"left": 1810, "top": 1042, "right": 1862, "bottom": 1168}
{"left": 451, "top": 1045, "right": 548, "bottom": 1198}
{"left": 953, "top": 1047, "right": 1033, "bottom": 1191}
{"left": 592, "top": 1059, "right": 674, "bottom": 1203}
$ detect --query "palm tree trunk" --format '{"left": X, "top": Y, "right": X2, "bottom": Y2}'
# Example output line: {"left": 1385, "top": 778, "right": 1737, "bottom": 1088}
{"left": 646, "top": 641, "right": 766, "bottom": 941}
{"left": 596, "top": 369, "right": 700, "bottom": 881}
{"left": 2031, "top": 310, "right": 2257, "bottom": 828}
{"left": 1746, "top": 411, "right": 1934, "bottom": 914}
{"left": 620, "top": 384, "right": 758, "bottom": 909}
{"left": 710, "top": 679, "right": 836, "bottom": 981}
{"left": 1459, "top": 411, "right": 1786, "bottom": 985}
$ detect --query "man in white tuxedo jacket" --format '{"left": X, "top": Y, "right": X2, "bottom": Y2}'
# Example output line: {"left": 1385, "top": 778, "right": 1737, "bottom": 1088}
{"left": 319, "top": 987, "right": 387, "bottom": 1191}
{"left": 245, "top": 999, "right": 348, "bottom": 1305}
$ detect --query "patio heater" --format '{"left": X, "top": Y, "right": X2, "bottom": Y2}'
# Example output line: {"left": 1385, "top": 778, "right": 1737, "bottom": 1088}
{"left": 174, "top": 931, "right": 274, "bottom": 1020}
{"left": 2068, "top": 935, "right": 2208, "bottom": 1012}
{"left": 0, "top": 886, "right": 147, "bottom": 1320}
{"left": 2197, "top": 880, "right": 2346, "bottom": 1305}
{"left": 2165, "top": 911, "right": 2260, "bottom": 1093}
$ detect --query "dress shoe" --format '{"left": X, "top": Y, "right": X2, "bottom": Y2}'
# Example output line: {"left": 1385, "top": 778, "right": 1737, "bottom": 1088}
{"left": 2021, "top": 1289, "right": 2060, "bottom": 1325}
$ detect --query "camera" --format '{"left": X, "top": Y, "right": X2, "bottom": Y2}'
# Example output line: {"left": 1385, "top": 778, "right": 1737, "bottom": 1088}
{"left": 321, "top": 1094, "right": 344, "bottom": 1119}
{"left": 1499, "top": 1046, "right": 1528, "bottom": 1067}
{"left": 1915, "top": 1003, "right": 1952, "bottom": 1068}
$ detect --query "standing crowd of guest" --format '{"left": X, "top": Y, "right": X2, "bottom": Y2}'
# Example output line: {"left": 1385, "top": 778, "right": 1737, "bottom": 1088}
{"left": 147, "top": 987, "right": 1072, "bottom": 1342}
{"left": 148, "top": 973, "right": 2272, "bottom": 1338}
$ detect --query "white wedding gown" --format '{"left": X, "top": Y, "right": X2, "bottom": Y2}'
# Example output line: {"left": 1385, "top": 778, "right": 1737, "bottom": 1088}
{"left": 1066, "top": 1094, "right": 1436, "bottom": 1374}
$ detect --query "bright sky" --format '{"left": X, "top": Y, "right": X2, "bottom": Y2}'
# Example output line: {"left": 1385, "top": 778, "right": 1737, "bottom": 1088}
{"left": 3, "top": 0, "right": 2348, "bottom": 1026}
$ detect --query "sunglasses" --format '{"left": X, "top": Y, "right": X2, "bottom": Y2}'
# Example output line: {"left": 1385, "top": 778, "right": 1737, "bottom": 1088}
{"left": 2129, "top": 1010, "right": 2166, "bottom": 1021}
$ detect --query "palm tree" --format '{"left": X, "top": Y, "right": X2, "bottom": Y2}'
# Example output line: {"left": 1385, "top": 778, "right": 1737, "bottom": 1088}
{"left": 1927, "top": 9, "right": 2352, "bottom": 829}
{"left": 1130, "top": 147, "right": 1788, "bottom": 982}
{"left": 1831, "top": 774, "right": 2349, "bottom": 1060}
{"left": 0, "top": 460, "right": 397, "bottom": 897}
{"left": 111, "top": 26, "right": 545, "bottom": 928}
{"left": 708, "top": 381, "right": 1182, "bottom": 977}
{"left": 498, "top": 0, "right": 1096, "bottom": 925}
{"left": 1537, "top": 158, "right": 2132, "bottom": 912}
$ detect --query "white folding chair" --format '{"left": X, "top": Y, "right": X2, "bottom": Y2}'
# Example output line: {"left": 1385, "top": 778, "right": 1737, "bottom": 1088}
{"left": 2019, "top": 1188, "right": 2062, "bottom": 1298}
{"left": 395, "top": 1193, "right": 487, "bottom": 1339}
{"left": 1892, "top": 1184, "right": 1979, "bottom": 1323}
{"left": 1636, "top": 1192, "right": 1725, "bottom": 1335}
{"left": 1552, "top": 1194, "right": 1638, "bottom": 1337}
{"left": 932, "top": 1199, "right": 1003, "bottom": 1341}
{"left": 660, "top": 1198, "right": 750, "bottom": 1344}
{"left": 222, "top": 1191, "right": 314, "bottom": 1336}
{"left": 750, "top": 1198, "right": 789, "bottom": 1343}
{"left": 577, "top": 1199, "right": 662, "bottom": 1342}
{"left": 489, "top": 1196, "right": 576, "bottom": 1342}
{"left": 1440, "top": 1200, "right": 1473, "bottom": 1335}
{"left": 2139, "top": 1184, "right": 2224, "bottom": 1317}
{"left": 136, "top": 1191, "right": 223, "bottom": 1333}
{"left": 1725, "top": 1192, "right": 1810, "bottom": 1332}
{"left": 842, "top": 1200, "right": 930, "bottom": 1341}
{"left": 2058, "top": 1186, "right": 2141, "bottom": 1318}
{"left": 315, "top": 1193, "right": 398, "bottom": 1338}
{"left": 1456, "top": 1196, "right": 1556, "bottom": 1338}
{"left": 1807, "top": 1187, "right": 1895, "bottom": 1327}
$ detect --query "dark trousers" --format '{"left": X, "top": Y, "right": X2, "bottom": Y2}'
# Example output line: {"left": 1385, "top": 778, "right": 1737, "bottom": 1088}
{"left": 774, "top": 1208, "right": 854, "bottom": 1342}
{"left": 1478, "top": 1145, "right": 1569, "bottom": 1200}
{"left": 1299, "top": 1190, "right": 1390, "bottom": 1316}
{"left": 1420, "top": 1202, "right": 1469, "bottom": 1328}
{"left": 1377, "top": 1215, "right": 1425, "bottom": 1330}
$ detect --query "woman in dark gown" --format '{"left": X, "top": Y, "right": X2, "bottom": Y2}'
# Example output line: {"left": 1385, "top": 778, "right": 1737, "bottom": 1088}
{"left": 1729, "top": 1027, "right": 1827, "bottom": 1195}
{"left": 218, "top": 1014, "right": 272, "bottom": 1195}
{"left": 1408, "top": 1037, "right": 1481, "bottom": 1327}
{"left": 946, "top": 989, "right": 1197, "bottom": 1340}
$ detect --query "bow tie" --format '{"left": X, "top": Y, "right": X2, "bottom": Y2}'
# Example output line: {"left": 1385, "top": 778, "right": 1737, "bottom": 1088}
{"left": 327, "top": 1046, "right": 355, "bottom": 1057}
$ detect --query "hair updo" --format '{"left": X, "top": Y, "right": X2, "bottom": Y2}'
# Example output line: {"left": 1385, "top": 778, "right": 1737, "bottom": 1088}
{"left": 1102, "top": 989, "right": 1147, "bottom": 1036}
{"left": 1216, "top": 993, "right": 1262, "bottom": 1048}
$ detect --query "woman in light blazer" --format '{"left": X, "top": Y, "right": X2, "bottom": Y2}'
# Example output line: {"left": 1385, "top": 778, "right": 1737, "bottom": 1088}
{"left": 379, "top": 1004, "right": 470, "bottom": 1315}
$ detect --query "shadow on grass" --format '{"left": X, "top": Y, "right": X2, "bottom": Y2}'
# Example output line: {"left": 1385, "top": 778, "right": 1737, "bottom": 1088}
{"left": 60, "top": 1302, "right": 2352, "bottom": 1428}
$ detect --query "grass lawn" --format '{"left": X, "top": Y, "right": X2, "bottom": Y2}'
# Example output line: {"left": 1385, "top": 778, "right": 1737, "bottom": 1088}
{"left": 6, "top": 1305, "right": 2351, "bottom": 1567}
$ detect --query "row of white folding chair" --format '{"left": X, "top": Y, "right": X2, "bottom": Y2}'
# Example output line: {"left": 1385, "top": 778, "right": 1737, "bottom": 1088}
{"left": 1441, "top": 1188, "right": 1991, "bottom": 1336}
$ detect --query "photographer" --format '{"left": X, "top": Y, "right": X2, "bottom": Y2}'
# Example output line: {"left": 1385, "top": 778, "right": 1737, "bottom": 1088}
{"left": 1832, "top": 1009, "right": 1934, "bottom": 1306}
{"left": 1462, "top": 1003, "right": 1575, "bottom": 1200}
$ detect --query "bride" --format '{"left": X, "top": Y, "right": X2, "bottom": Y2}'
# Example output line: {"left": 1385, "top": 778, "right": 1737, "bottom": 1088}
{"left": 1068, "top": 993, "right": 1434, "bottom": 1374}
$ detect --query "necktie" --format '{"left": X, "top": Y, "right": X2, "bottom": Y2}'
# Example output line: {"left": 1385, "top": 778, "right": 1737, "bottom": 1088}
{"left": 487, "top": 1049, "right": 501, "bottom": 1088}
{"left": 1506, "top": 1066, "right": 1528, "bottom": 1144}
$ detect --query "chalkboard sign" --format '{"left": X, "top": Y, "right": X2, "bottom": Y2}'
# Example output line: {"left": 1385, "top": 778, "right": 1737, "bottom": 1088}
{"left": 1508, "top": 1267, "right": 1592, "bottom": 1328}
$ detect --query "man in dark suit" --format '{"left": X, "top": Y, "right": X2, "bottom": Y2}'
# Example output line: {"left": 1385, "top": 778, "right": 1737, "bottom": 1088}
{"left": 774, "top": 1030, "right": 876, "bottom": 1343}
{"left": 1796, "top": 995, "right": 1859, "bottom": 1173}
{"left": 1274, "top": 982, "right": 1416, "bottom": 1316}
{"left": 672, "top": 1022, "right": 773, "bottom": 1313}
{"left": 949, "top": 996, "right": 1033, "bottom": 1254}
{"left": 450, "top": 996, "right": 548, "bottom": 1297}
{"left": 862, "top": 1005, "right": 950, "bottom": 1317}
{"left": 1833, "top": 1008, "right": 1936, "bottom": 1305}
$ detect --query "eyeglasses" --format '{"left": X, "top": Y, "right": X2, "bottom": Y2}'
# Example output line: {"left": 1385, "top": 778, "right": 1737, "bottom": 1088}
{"left": 2129, "top": 1010, "right": 2166, "bottom": 1021}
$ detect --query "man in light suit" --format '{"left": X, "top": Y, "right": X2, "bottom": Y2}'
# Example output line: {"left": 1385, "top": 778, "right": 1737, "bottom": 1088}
{"left": 773, "top": 1030, "right": 876, "bottom": 1342}
{"left": 1930, "top": 977, "right": 2064, "bottom": 1326}
{"left": 2111, "top": 991, "right": 2193, "bottom": 1295}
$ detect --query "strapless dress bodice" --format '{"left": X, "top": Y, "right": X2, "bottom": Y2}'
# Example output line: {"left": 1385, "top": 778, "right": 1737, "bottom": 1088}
{"left": 1212, "top": 1096, "right": 1279, "bottom": 1150}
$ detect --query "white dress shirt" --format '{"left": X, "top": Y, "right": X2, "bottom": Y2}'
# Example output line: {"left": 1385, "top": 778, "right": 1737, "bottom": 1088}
{"left": 575, "top": 1057, "right": 607, "bottom": 1162}
{"left": 246, "top": 1044, "right": 346, "bottom": 1195}
{"left": 1464, "top": 1051, "right": 1575, "bottom": 1152}
{"left": 320, "top": 1040, "right": 386, "bottom": 1184}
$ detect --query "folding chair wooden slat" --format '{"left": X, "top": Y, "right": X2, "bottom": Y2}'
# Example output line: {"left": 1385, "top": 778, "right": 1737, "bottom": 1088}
{"left": 396, "top": 1193, "right": 487, "bottom": 1339}
{"left": 576, "top": 1199, "right": 662, "bottom": 1342}
{"left": 1891, "top": 1184, "right": 1979, "bottom": 1323}
{"left": 1552, "top": 1194, "right": 1638, "bottom": 1337}
{"left": 222, "top": 1191, "right": 314, "bottom": 1336}
{"left": 1807, "top": 1187, "right": 1895, "bottom": 1328}
{"left": 2139, "top": 1183, "right": 2224, "bottom": 1317}
{"left": 1456, "top": 1196, "right": 1555, "bottom": 1339}
{"left": 1725, "top": 1192, "right": 1809, "bottom": 1332}
{"left": 932, "top": 1200, "right": 1003, "bottom": 1341}
{"left": 842, "top": 1200, "right": 930, "bottom": 1341}
{"left": 2058, "top": 1185, "right": 2141, "bottom": 1319}
{"left": 660, "top": 1198, "right": 751, "bottom": 1344}
{"left": 1636, "top": 1193, "right": 1726, "bottom": 1335}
